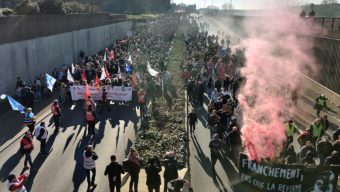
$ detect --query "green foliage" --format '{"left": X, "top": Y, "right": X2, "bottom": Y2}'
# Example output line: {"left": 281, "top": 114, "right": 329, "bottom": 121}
{"left": 38, "top": 0, "right": 65, "bottom": 14}
{"left": 63, "top": 2, "right": 87, "bottom": 13}
{"left": 14, "top": 0, "right": 40, "bottom": 15}
{"left": 1, "top": 8, "right": 14, "bottom": 16}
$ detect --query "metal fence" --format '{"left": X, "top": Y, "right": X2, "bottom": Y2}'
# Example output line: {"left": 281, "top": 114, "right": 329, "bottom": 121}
{"left": 314, "top": 17, "right": 340, "bottom": 31}
{"left": 313, "top": 36, "right": 340, "bottom": 94}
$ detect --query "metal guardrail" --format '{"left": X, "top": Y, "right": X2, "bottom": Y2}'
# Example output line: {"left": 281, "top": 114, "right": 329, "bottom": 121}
{"left": 314, "top": 17, "right": 340, "bottom": 31}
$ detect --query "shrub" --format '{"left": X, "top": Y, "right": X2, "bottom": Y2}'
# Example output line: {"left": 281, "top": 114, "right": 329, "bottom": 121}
{"left": 38, "top": 0, "right": 65, "bottom": 14}
{"left": 64, "top": 2, "right": 87, "bottom": 14}
{"left": 1, "top": 8, "right": 14, "bottom": 16}
{"left": 15, "top": 0, "right": 40, "bottom": 15}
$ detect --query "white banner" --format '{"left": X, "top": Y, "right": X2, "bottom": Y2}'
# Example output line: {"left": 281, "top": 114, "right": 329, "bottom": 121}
{"left": 70, "top": 86, "right": 132, "bottom": 101}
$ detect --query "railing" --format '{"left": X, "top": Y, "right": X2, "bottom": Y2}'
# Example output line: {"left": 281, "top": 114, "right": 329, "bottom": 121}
{"left": 313, "top": 17, "right": 340, "bottom": 31}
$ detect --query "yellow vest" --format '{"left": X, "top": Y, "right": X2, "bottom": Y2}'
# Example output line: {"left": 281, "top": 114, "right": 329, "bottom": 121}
{"left": 286, "top": 123, "right": 297, "bottom": 137}
{"left": 312, "top": 123, "right": 323, "bottom": 137}
{"left": 317, "top": 98, "right": 326, "bottom": 106}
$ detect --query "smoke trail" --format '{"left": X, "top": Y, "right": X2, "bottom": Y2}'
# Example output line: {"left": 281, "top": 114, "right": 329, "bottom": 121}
{"left": 238, "top": 9, "right": 319, "bottom": 162}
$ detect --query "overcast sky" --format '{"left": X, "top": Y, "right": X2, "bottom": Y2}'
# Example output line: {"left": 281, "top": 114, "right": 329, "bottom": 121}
{"left": 173, "top": 0, "right": 322, "bottom": 9}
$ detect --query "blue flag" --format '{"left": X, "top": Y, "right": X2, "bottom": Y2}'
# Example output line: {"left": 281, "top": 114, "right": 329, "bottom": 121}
{"left": 7, "top": 95, "right": 25, "bottom": 113}
{"left": 46, "top": 73, "right": 56, "bottom": 91}
{"left": 124, "top": 63, "right": 132, "bottom": 74}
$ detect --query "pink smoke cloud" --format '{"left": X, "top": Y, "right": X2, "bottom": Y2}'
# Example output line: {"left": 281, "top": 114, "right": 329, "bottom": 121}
{"left": 238, "top": 9, "right": 319, "bottom": 162}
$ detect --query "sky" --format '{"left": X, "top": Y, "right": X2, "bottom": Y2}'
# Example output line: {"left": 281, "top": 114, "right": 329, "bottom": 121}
{"left": 173, "top": 0, "right": 322, "bottom": 9}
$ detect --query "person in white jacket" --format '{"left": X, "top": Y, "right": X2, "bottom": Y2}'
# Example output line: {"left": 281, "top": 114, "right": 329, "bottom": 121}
{"left": 83, "top": 145, "right": 98, "bottom": 190}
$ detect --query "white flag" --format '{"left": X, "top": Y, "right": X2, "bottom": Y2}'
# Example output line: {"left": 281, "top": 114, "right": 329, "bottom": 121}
{"left": 71, "top": 63, "right": 75, "bottom": 74}
{"left": 67, "top": 69, "right": 74, "bottom": 82}
{"left": 147, "top": 62, "right": 159, "bottom": 77}
{"left": 46, "top": 73, "right": 56, "bottom": 91}
{"left": 100, "top": 67, "right": 106, "bottom": 80}
{"left": 128, "top": 55, "right": 132, "bottom": 63}
{"left": 103, "top": 52, "right": 107, "bottom": 62}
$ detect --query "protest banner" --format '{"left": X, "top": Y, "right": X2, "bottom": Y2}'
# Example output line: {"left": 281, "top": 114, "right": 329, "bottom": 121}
{"left": 70, "top": 86, "right": 132, "bottom": 101}
{"left": 239, "top": 153, "right": 339, "bottom": 192}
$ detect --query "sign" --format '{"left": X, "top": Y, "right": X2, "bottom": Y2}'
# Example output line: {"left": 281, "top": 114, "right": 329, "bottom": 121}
{"left": 239, "top": 153, "right": 339, "bottom": 192}
{"left": 70, "top": 86, "right": 132, "bottom": 101}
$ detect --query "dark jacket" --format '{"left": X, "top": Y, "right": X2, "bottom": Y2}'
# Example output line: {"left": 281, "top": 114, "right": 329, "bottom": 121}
{"left": 163, "top": 158, "right": 178, "bottom": 180}
{"left": 145, "top": 163, "right": 161, "bottom": 187}
{"left": 317, "top": 141, "right": 333, "bottom": 157}
{"left": 188, "top": 112, "right": 197, "bottom": 124}
{"left": 104, "top": 162, "right": 125, "bottom": 183}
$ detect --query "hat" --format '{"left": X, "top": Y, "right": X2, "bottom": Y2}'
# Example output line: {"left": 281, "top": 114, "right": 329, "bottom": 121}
{"left": 7, "top": 174, "right": 16, "bottom": 182}
{"left": 321, "top": 94, "right": 325, "bottom": 98}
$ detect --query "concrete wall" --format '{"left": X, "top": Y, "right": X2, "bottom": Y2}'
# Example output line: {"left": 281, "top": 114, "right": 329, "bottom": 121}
{"left": 0, "top": 13, "right": 128, "bottom": 44}
{"left": 0, "top": 20, "right": 132, "bottom": 95}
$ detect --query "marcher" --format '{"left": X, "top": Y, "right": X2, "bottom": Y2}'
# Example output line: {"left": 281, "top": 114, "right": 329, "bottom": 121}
{"left": 317, "top": 136, "right": 333, "bottom": 165}
{"left": 320, "top": 115, "right": 329, "bottom": 137}
{"left": 314, "top": 94, "right": 327, "bottom": 117}
{"left": 310, "top": 118, "right": 323, "bottom": 144}
{"left": 100, "top": 88, "right": 110, "bottom": 113}
{"left": 167, "top": 178, "right": 193, "bottom": 192}
{"left": 226, "top": 126, "right": 242, "bottom": 166}
{"left": 20, "top": 131, "right": 34, "bottom": 169}
{"left": 127, "top": 148, "right": 141, "bottom": 192}
{"left": 300, "top": 141, "right": 318, "bottom": 159}
{"left": 7, "top": 171, "right": 29, "bottom": 192}
{"left": 145, "top": 156, "right": 162, "bottom": 192}
{"left": 83, "top": 145, "right": 98, "bottom": 190}
{"left": 104, "top": 155, "right": 125, "bottom": 192}
{"left": 187, "top": 109, "right": 197, "bottom": 134}
{"left": 33, "top": 122, "right": 48, "bottom": 155}
{"left": 285, "top": 120, "right": 298, "bottom": 144}
{"left": 325, "top": 151, "right": 340, "bottom": 166}
{"left": 23, "top": 108, "right": 36, "bottom": 134}
{"left": 209, "top": 134, "right": 224, "bottom": 176}
{"left": 84, "top": 96, "right": 96, "bottom": 112}
{"left": 163, "top": 151, "right": 179, "bottom": 192}
{"left": 85, "top": 105, "right": 97, "bottom": 137}
{"left": 137, "top": 89, "right": 146, "bottom": 116}
{"left": 301, "top": 151, "right": 316, "bottom": 165}
{"left": 51, "top": 100, "right": 61, "bottom": 133}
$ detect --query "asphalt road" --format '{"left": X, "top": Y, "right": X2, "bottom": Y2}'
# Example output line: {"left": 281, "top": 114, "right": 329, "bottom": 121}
{"left": 0, "top": 101, "right": 140, "bottom": 192}
{"left": 188, "top": 14, "right": 340, "bottom": 192}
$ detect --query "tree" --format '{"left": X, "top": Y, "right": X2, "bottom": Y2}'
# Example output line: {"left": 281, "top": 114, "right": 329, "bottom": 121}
{"left": 15, "top": 0, "right": 40, "bottom": 15}
{"left": 321, "top": 0, "right": 337, "bottom": 4}
{"left": 221, "top": 3, "right": 233, "bottom": 10}
{"left": 39, "top": 0, "right": 65, "bottom": 14}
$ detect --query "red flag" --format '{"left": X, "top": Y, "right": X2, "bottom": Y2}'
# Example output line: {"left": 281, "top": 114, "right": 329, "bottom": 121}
{"left": 85, "top": 82, "right": 90, "bottom": 100}
{"left": 82, "top": 69, "right": 87, "bottom": 83}
{"left": 95, "top": 73, "right": 100, "bottom": 89}
{"left": 109, "top": 50, "right": 115, "bottom": 61}
{"left": 104, "top": 67, "right": 110, "bottom": 80}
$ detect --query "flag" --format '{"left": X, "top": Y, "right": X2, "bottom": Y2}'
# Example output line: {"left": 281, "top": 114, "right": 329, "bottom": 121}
{"left": 124, "top": 63, "right": 132, "bottom": 74}
{"left": 95, "top": 73, "right": 100, "bottom": 89}
{"left": 100, "top": 67, "right": 106, "bottom": 80}
{"left": 82, "top": 69, "right": 87, "bottom": 83}
{"left": 7, "top": 95, "right": 25, "bottom": 113}
{"left": 67, "top": 69, "right": 74, "bottom": 82}
{"left": 46, "top": 73, "right": 56, "bottom": 91}
{"left": 105, "top": 67, "right": 110, "bottom": 80}
{"left": 103, "top": 52, "right": 107, "bottom": 62}
{"left": 109, "top": 50, "right": 114, "bottom": 61}
{"left": 147, "top": 62, "right": 159, "bottom": 77}
{"left": 71, "top": 63, "right": 75, "bottom": 74}
{"left": 85, "top": 82, "right": 90, "bottom": 100}
{"left": 128, "top": 55, "right": 132, "bottom": 63}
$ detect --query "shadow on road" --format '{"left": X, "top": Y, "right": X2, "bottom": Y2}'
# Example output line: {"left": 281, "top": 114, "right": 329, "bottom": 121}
{"left": 0, "top": 150, "right": 22, "bottom": 183}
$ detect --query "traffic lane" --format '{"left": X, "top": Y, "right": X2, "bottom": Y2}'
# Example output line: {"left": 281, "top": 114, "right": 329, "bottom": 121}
{"left": 0, "top": 102, "right": 140, "bottom": 192}
{"left": 190, "top": 102, "right": 234, "bottom": 192}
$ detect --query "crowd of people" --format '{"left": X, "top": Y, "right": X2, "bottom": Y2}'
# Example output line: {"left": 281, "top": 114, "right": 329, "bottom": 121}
{"left": 183, "top": 15, "right": 340, "bottom": 176}
{"left": 8, "top": 14, "right": 196, "bottom": 192}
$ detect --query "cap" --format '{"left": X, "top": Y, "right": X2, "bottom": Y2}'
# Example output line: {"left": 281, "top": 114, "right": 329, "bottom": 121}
{"left": 7, "top": 174, "right": 16, "bottom": 182}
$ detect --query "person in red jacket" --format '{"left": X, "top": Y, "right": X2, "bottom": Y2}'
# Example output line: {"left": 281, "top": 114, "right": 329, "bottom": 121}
{"left": 7, "top": 171, "right": 29, "bottom": 192}
{"left": 85, "top": 105, "right": 97, "bottom": 137}
{"left": 51, "top": 100, "right": 62, "bottom": 133}
{"left": 20, "top": 131, "right": 34, "bottom": 169}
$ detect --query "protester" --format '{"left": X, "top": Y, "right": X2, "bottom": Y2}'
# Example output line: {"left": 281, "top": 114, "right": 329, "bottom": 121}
{"left": 33, "top": 122, "right": 49, "bottom": 155}
{"left": 163, "top": 151, "right": 179, "bottom": 192}
{"left": 127, "top": 148, "right": 141, "bottom": 192}
{"left": 167, "top": 178, "right": 193, "bottom": 192}
{"left": 187, "top": 109, "right": 198, "bottom": 134}
{"left": 104, "top": 155, "right": 125, "bottom": 192}
{"left": 317, "top": 136, "right": 333, "bottom": 165}
{"left": 310, "top": 118, "right": 323, "bottom": 144}
{"left": 23, "top": 108, "right": 36, "bottom": 134}
{"left": 83, "top": 145, "right": 98, "bottom": 189}
{"left": 7, "top": 171, "right": 29, "bottom": 192}
{"left": 314, "top": 94, "right": 327, "bottom": 117}
{"left": 209, "top": 134, "right": 224, "bottom": 176}
{"left": 20, "top": 131, "right": 34, "bottom": 169}
{"left": 51, "top": 100, "right": 62, "bottom": 133}
{"left": 285, "top": 120, "right": 298, "bottom": 144}
{"left": 226, "top": 126, "right": 242, "bottom": 166}
{"left": 145, "top": 156, "right": 162, "bottom": 192}
{"left": 85, "top": 105, "right": 97, "bottom": 137}
{"left": 325, "top": 151, "right": 340, "bottom": 166}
